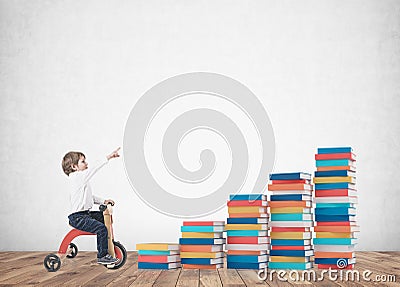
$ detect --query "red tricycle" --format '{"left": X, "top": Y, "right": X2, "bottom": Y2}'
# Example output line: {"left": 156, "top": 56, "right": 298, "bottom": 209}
{"left": 44, "top": 203, "right": 127, "bottom": 272}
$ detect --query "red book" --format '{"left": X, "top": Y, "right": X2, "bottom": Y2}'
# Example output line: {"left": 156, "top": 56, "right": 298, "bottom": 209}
{"left": 316, "top": 221, "right": 353, "bottom": 226}
{"left": 271, "top": 246, "right": 311, "bottom": 251}
{"left": 227, "top": 200, "right": 266, "bottom": 207}
{"left": 271, "top": 227, "right": 310, "bottom": 232}
{"left": 227, "top": 236, "right": 269, "bottom": 244}
{"left": 271, "top": 179, "right": 310, "bottom": 184}
{"left": 315, "top": 153, "right": 356, "bottom": 161}
{"left": 183, "top": 221, "right": 224, "bottom": 226}
{"left": 315, "top": 189, "right": 356, "bottom": 197}
{"left": 317, "top": 264, "right": 354, "bottom": 270}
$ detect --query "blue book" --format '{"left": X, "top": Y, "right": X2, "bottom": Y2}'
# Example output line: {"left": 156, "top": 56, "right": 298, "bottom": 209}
{"left": 138, "top": 262, "right": 180, "bottom": 269}
{"left": 313, "top": 238, "right": 357, "bottom": 245}
{"left": 271, "top": 213, "right": 312, "bottom": 221}
{"left": 316, "top": 159, "right": 354, "bottom": 167}
{"left": 270, "top": 194, "right": 311, "bottom": 201}
{"left": 229, "top": 194, "right": 265, "bottom": 201}
{"left": 227, "top": 218, "right": 268, "bottom": 224}
{"left": 179, "top": 238, "right": 225, "bottom": 245}
{"left": 315, "top": 215, "right": 355, "bottom": 222}
{"left": 268, "top": 262, "right": 312, "bottom": 270}
{"left": 138, "top": 250, "right": 177, "bottom": 255}
{"left": 314, "top": 170, "right": 355, "bottom": 177}
{"left": 318, "top": 147, "right": 353, "bottom": 154}
{"left": 269, "top": 172, "right": 311, "bottom": 181}
{"left": 315, "top": 182, "right": 355, "bottom": 190}
{"left": 316, "top": 203, "right": 354, "bottom": 208}
{"left": 181, "top": 226, "right": 224, "bottom": 232}
{"left": 271, "top": 239, "right": 311, "bottom": 246}
{"left": 226, "top": 230, "right": 268, "bottom": 237}
{"left": 315, "top": 207, "right": 356, "bottom": 216}
{"left": 227, "top": 262, "right": 267, "bottom": 269}
{"left": 181, "top": 258, "right": 223, "bottom": 265}
{"left": 270, "top": 250, "right": 313, "bottom": 257}
{"left": 227, "top": 255, "right": 268, "bottom": 263}
{"left": 315, "top": 258, "right": 355, "bottom": 265}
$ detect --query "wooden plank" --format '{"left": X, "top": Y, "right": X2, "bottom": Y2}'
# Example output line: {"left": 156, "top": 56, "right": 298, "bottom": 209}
{"left": 199, "top": 269, "right": 222, "bottom": 287}
{"left": 218, "top": 268, "right": 246, "bottom": 286}
{"left": 237, "top": 269, "right": 270, "bottom": 286}
{"left": 107, "top": 254, "right": 143, "bottom": 287}
{"left": 83, "top": 252, "right": 137, "bottom": 287}
{"left": 176, "top": 269, "right": 199, "bottom": 287}
{"left": 129, "top": 270, "right": 162, "bottom": 287}
{"left": 153, "top": 269, "right": 181, "bottom": 287}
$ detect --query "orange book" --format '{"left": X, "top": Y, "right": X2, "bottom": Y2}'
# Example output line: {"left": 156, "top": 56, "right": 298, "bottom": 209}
{"left": 315, "top": 252, "right": 355, "bottom": 258}
{"left": 314, "top": 226, "right": 359, "bottom": 232}
{"left": 183, "top": 264, "right": 223, "bottom": 270}
{"left": 268, "top": 201, "right": 311, "bottom": 208}
{"left": 228, "top": 213, "right": 267, "bottom": 218}
{"left": 271, "top": 245, "right": 311, "bottom": 251}
{"left": 318, "top": 264, "right": 354, "bottom": 270}
{"left": 227, "top": 250, "right": 266, "bottom": 255}
{"left": 268, "top": 183, "right": 312, "bottom": 191}
{"left": 317, "top": 166, "right": 356, "bottom": 171}
{"left": 271, "top": 227, "right": 310, "bottom": 232}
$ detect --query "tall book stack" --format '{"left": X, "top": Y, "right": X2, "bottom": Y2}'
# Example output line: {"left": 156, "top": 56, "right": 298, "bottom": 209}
{"left": 225, "top": 194, "right": 269, "bottom": 270}
{"left": 268, "top": 173, "right": 314, "bottom": 270}
{"left": 179, "top": 221, "right": 225, "bottom": 269}
{"left": 136, "top": 243, "right": 181, "bottom": 269}
{"left": 313, "top": 147, "right": 358, "bottom": 269}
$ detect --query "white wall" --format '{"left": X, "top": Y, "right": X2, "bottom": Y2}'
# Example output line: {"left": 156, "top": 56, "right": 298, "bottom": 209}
{"left": 0, "top": 0, "right": 399, "bottom": 251}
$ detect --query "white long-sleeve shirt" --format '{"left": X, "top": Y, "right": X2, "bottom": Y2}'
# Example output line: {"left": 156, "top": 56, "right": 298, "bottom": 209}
{"left": 69, "top": 158, "right": 108, "bottom": 213}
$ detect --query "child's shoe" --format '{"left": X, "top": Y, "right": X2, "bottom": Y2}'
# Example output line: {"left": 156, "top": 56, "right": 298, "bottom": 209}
{"left": 97, "top": 254, "right": 119, "bottom": 265}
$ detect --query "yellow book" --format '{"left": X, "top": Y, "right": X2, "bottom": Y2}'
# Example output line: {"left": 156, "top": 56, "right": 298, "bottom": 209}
{"left": 228, "top": 206, "right": 267, "bottom": 214}
{"left": 181, "top": 232, "right": 223, "bottom": 238}
{"left": 270, "top": 207, "right": 311, "bottom": 214}
{"left": 270, "top": 232, "right": 312, "bottom": 240}
{"left": 270, "top": 256, "right": 310, "bottom": 263}
{"left": 180, "top": 252, "right": 224, "bottom": 258}
{"left": 225, "top": 224, "right": 268, "bottom": 230}
{"left": 313, "top": 176, "right": 355, "bottom": 184}
{"left": 136, "top": 243, "right": 180, "bottom": 251}
{"left": 316, "top": 232, "right": 353, "bottom": 238}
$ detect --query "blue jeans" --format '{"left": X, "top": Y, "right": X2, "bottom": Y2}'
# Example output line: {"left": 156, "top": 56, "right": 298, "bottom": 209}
{"left": 68, "top": 211, "right": 108, "bottom": 258}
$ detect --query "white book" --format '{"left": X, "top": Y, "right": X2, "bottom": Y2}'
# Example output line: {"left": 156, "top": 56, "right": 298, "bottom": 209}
{"left": 269, "top": 221, "right": 314, "bottom": 227}
{"left": 271, "top": 190, "right": 313, "bottom": 195}
{"left": 226, "top": 244, "right": 270, "bottom": 251}
{"left": 315, "top": 196, "right": 358, "bottom": 204}
{"left": 313, "top": 245, "right": 355, "bottom": 252}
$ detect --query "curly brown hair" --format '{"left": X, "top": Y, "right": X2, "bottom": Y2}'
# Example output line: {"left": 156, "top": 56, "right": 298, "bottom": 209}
{"left": 62, "top": 151, "right": 85, "bottom": 176}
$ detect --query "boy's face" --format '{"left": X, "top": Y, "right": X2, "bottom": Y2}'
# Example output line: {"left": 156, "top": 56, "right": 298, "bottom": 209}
{"left": 73, "top": 156, "right": 88, "bottom": 171}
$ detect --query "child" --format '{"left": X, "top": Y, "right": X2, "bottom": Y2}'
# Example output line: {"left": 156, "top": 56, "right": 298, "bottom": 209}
{"left": 61, "top": 147, "right": 121, "bottom": 265}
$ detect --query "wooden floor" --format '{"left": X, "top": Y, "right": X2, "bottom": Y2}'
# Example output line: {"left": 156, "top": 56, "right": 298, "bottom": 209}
{"left": 0, "top": 252, "right": 399, "bottom": 286}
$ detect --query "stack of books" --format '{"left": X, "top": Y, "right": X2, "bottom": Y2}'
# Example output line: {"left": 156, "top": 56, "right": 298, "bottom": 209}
{"left": 136, "top": 243, "right": 181, "bottom": 269}
{"left": 225, "top": 194, "right": 269, "bottom": 270}
{"left": 179, "top": 221, "right": 225, "bottom": 269}
{"left": 313, "top": 147, "right": 358, "bottom": 269}
{"left": 268, "top": 173, "right": 314, "bottom": 270}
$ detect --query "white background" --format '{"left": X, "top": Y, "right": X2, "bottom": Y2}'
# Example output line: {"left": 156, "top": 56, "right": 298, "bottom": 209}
{"left": 1, "top": 0, "right": 399, "bottom": 251}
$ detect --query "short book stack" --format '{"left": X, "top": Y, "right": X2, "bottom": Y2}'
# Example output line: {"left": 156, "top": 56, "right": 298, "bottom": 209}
{"left": 225, "top": 194, "right": 269, "bottom": 270}
{"left": 268, "top": 173, "right": 314, "bottom": 270}
{"left": 179, "top": 221, "right": 225, "bottom": 269}
{"left": 313, "top": 147, "right": 359, "bottom": 269}
{"left": 136, "top": 243, "right": 181, "bottom": 269}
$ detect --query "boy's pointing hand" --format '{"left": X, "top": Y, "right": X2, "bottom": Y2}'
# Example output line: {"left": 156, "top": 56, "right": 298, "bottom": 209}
{"left": 107, "top": 147, "right": 121, "bottom": 160}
